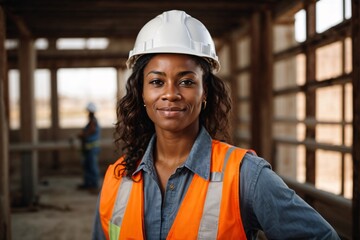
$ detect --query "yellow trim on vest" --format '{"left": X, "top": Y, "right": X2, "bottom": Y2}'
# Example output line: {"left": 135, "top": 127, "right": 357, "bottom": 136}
{"left": 109, "top": 222, "right": 120, "bottom": 240}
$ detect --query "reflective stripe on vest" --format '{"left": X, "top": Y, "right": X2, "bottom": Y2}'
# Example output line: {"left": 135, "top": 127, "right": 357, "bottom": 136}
{"left": 109, "top": 178, "right": 132, "bottom": 239}
{"left": 85, "top": 140, "right": 100, "bottom": 150}
{"left": 100, "top": 140, "right": 248, "bottom": 240}
{"left": 197, "top": 146, "right": 236, "bottom": 239}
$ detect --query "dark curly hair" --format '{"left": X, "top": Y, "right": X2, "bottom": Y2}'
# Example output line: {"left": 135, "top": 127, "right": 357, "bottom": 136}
{"left": 114, "top": 54, "right": 232, "bottom": 178}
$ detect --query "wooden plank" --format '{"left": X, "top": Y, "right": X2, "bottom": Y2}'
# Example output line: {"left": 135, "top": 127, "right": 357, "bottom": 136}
{"left": 352, "top": 0, "right": 360, "bottom": 238}
{"left": 0, "top": 6, "right": 11, "bottom": 240}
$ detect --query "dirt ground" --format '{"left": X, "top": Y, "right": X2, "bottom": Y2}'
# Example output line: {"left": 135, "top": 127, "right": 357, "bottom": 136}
{"left": 11, "top": 175, "right": 100, "bottom": 240}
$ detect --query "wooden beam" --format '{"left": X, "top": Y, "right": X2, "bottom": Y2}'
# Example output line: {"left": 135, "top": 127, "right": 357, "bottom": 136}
{"left": 6, "top": 10, "right": 31, "bottom": 38}
{"left": 250, "top": 12, "right": 262, "bottom": 155}
{"left": 282, "top": 175, "right": 352, "bottom": 239}
{"left": 228, "top": 34, "right": 239, "bottom": 145}
{"left": 352, "top": 0, "right": 360, "bottom": 238}
{"left": 305, "top": 2, "right": 316, "bottom": 185}
{"left": 50, "top": 68, "right": 60, "bottom": 169}
{"left": 0, "top": 6, "right": 11, "bottom": 240}
{"left": 249, "top": 9, "right": 273, "bottom": 160}
{"left": 7, "top": 49, "right": 128, "bottom": 69}
{"left": 259, "top": 9, "right": 273, "bottom": 163}
{"left": 5, "top": 1, "right": 270, "bottom": 11}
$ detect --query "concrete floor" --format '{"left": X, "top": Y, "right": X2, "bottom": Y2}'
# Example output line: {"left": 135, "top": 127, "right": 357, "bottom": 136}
{"left": 11, "top": 175, "right": 99, "bottom": 240}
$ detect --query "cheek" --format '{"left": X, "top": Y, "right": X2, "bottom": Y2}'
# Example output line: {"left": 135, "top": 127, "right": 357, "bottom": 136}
{"left": 143, "top": 91, "right": 157, "bottom": 105}
{"left": 142, "top": 86, "right": 154, "bottom": 104}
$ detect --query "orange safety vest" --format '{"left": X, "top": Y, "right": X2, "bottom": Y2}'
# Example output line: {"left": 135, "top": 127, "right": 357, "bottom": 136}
{"left": 99, "top": 140, "right": 248, "bottom": 240}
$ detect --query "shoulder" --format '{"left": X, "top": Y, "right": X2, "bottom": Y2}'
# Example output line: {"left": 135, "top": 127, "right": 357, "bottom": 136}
{"left": 103, "top": 157, "right": 126, "bottom": 180}
{"left": 240, "top": 152, "right": 272, "bottom": 181}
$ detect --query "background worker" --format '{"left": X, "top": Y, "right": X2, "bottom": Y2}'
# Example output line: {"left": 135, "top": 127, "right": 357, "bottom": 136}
{"left": 77, "top": 102, "right": 100, "bottom": 191}
{"left": 92, "top": 10, "right": 339, "bottom": 239}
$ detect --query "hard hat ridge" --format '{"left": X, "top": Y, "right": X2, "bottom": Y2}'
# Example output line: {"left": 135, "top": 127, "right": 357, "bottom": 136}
{"left": 127, "top": 10, "right": 220, "bottom": 73}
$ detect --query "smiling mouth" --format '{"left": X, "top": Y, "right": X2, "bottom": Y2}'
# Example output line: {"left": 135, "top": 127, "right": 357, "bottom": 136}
{"left": 158, "top": 107, "right": 184, "bottom": 111}
{"left": 157, "top": 107, "right": 185, "bottom": 117}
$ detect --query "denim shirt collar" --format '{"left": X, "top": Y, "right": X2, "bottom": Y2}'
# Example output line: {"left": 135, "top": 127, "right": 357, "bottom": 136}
{"left": 133, "top": 126, "right": 212, "bottom": 180}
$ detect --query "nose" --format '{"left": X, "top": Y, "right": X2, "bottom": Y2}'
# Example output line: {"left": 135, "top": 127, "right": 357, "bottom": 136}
{"left": 161, "top": 83, "right": 181, "bottom": 101}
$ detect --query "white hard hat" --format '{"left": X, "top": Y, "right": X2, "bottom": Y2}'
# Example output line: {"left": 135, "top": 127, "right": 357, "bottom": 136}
{"left": 126, "top": 10, "right": 220, "bottom": 73}
{"left": 86, "top": 102, "right": 96, "bottom": 113}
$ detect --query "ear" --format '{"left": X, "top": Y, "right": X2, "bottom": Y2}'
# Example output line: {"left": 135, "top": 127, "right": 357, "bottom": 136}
{"left": 202, "top": 87, "right": 207, "bottom": 102}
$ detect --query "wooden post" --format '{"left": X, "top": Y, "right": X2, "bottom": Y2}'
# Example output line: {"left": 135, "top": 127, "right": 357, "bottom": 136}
{"left": 352, "top": 0, "right": 360, "bottom": 238}
{"left": 250, "top": 10, "right": 273, "bottom": 162}
{"left": 259, "top": 9, "right": 274, "bottom": 164}
{"left": 19, "top": 37, "right": 38, "bottom": 206}
{"left": 228, "top": 35, "right": 238, "bottom": 145}
{"left": 250, "top": 12, "right": 262, "bottom": 156}
{"left": 305, "top": 2, "right": 316, "bottom": 185}
{"left": 0, "top": 6, "right": 11, "bottom": 240}
{"left": 50, "top": 67, "right": 60, "bottom": 169}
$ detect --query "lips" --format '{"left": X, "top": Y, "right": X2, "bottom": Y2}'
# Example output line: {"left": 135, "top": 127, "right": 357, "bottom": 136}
{"left": 157, "top": 106, "right": 185, "bottom": 117}
{"left": 158, "top": 106, "right": 184, "bottom": 111}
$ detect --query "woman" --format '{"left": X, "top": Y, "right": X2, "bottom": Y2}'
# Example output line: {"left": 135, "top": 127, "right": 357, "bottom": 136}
{"left": 93, "top": 10, "right": 339, "bottom": 239}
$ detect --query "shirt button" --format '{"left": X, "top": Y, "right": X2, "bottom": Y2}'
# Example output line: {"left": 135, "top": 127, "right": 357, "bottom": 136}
{"left": 169, "top": 184, "right": 175, "bottom": 191}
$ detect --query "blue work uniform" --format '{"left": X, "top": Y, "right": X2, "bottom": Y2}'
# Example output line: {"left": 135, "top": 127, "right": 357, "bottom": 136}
{"left": 82, "top": 116, "right": 100, "bottom": 188}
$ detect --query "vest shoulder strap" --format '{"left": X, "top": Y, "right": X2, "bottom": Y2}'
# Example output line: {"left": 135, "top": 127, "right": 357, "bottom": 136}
{"left": 99, "top": 157, "right": 124, "bottom": 240}
{"left": 167, "top": 140, "right": 248, "bottom": 240}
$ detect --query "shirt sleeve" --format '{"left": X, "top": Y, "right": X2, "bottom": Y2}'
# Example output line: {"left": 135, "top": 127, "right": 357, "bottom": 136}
{"left": 240, "top": 153, "right": 340, "bottom": 240}
{"left": 92, "top": 195, "right": 107, "bottom": 240}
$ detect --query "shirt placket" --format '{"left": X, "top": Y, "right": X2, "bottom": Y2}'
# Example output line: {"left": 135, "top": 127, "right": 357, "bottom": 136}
{"left": 160, "top": 170, "right": 181, "bottom": 239}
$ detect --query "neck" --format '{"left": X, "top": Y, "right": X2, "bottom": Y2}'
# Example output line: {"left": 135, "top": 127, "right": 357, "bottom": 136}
{"left": 154, "top": 126, "right": 200, "bottom": 168}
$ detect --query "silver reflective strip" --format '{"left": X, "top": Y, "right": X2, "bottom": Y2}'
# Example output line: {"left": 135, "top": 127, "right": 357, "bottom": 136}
{"left": 209, "top": 172, "right": 223, "bottom": 182}
{"left": 222, "top": 146, "right": 236, "bottom": 172}
{"left": 197, "top": 146, "right": 236, "bottom": 239}
{"left": 111, "top": 177, "right": 133, "bottom": 226}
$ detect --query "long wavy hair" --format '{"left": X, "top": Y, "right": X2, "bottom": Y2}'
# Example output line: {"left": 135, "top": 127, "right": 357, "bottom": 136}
{"left": 114, "top": 54, "right": 232, "bottom": 178}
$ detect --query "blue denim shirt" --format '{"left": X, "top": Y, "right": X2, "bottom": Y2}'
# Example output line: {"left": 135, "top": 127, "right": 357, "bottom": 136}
{"left": 92, "top": 127, "right": 339, "bottom": 240}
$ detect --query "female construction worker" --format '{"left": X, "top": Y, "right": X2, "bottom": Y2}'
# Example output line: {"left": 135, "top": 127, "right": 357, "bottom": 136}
{"left": 92, "top": 10, "right": 340, "bottom": 239}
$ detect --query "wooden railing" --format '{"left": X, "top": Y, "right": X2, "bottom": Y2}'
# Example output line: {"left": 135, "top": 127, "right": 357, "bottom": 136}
{"left": 281, "top": 176, "right": 352, "bottom": 239}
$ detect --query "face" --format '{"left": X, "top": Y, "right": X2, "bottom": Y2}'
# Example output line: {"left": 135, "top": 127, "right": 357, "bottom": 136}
{"left": 142, "top": 54, "right": 206, "bottom": 134}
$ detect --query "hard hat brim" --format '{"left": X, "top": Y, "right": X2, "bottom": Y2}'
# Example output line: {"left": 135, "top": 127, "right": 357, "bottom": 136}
{"left": 126, "top": 46, "right": 220, "bottom": 73}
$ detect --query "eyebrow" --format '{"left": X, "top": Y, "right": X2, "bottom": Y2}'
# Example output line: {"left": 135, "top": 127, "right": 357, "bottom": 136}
{"left": 145, "top": 70, "right": 197, "bottom": 77}
{"left": 145, "top": 71, "right": 165, "bottom": 77}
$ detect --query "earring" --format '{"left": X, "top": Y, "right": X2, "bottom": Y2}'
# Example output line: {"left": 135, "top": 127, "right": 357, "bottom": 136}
{"left": 144, "top": 104, "right": 146, "bottom": 107}
{"left": 202, "top": 100, "right": 207, "bottom": 110}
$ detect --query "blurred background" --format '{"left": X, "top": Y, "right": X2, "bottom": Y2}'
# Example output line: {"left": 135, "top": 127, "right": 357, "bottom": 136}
{"left": 0, "top": 0, "right": 359, "bottom": 239}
